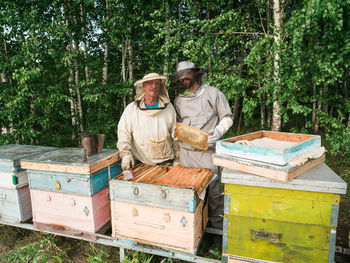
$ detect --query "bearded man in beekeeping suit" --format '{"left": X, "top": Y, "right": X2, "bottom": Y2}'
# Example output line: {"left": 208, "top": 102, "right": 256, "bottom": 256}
{"left": 170, "top": 61, "right": 233, "bottom": 252}
{"left": 117, "top": 73, "right": 178, "bottom": 170}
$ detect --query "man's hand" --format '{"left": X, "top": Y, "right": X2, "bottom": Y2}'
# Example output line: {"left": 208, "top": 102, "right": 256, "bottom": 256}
{"left": 208, "top": 128, "right": 222, "bottom": 146}
{"left": 121, "top": 154, "right": 135, "bottom": 170}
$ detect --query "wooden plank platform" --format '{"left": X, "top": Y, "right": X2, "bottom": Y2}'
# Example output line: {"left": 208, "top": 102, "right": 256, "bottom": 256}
{"left": 213, "top": 153, "right": 325, "bottom": 182}
{"left": 34, "top": 221, "right": 111, "bottom": 241}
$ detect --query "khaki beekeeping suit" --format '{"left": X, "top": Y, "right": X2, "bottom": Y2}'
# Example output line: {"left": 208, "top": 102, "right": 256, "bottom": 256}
{"left": 117, "top": 73, "right": 177, "bottom": 166}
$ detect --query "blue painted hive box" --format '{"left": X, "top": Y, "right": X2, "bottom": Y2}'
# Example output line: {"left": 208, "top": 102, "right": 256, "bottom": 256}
{"left": 20, "top": 148, "right": 121, "bottom": 196}
{"left": 0, "top": 184, "right": 32, "bottom": 223}
{"left": 109, "top": 164, "right": 213, "bottom": 212}
{"left": 216, "top": 130, "right": 321, "bottom": 165}
{"left": 0, "top": 144, "right": 57, "bottom": 188}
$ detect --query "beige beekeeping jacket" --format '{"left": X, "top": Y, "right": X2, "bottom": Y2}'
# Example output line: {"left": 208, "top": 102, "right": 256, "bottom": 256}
{"left": 117, "top": 83, "right": 177, "bottom": 165}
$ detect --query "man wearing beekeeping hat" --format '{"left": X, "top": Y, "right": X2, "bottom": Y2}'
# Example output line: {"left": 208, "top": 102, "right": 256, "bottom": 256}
{"left": 117, "top": 73, "right": 178, "bottom": 170}
{"left": 170, "top": 61, "right": 233, "bottom": 252}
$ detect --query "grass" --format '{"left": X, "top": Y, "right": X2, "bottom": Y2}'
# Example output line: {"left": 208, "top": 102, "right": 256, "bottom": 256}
{"left": 0, "top": 224, "right": 223, "bottom": 262}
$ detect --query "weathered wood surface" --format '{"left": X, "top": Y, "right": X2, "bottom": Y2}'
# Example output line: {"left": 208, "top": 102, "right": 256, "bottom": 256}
{"left": 31, "top": 186, "right": 110, "bottom": 233}
{"left": 222, "top": 163, "right": 346, "bottom": 263}
{"left": 0, "top": 185, "right": 32, "bottom": 223}
{"left": 111, "top": 199, "right": 208, "bottom": 253}
{"left": 222, "top": 254, "right": 276, "bottom": 263}
{"left": 0, "top": 170, "right": 28, "bottom": 188}
{"left": 21, "top": 148, "right": 120, "bottom": 174}
{"left": 116, "top": 164, "right": 213, "bottom": 195}
{"left": 224, "top": 214, "right": 336, "bottom": 262}
{"left": 224, "top": 130, "right": 314, "bottom": 143}
{"left": 221, "top": 164, "right": 347, "bottom": 194}
{"left": 216, "top": 131, "right": 321, "bottom": 165}
{"left": 154, "top": 165, "right": 213, "bottom": 195}
{"left": 224, "top": 184, "right": 340, "bottom": 226}
{"left": 175, "top": 122, "right": 210, "bottom": 151}
{"left": 28, "top": 161, "right": 121, "bottom": 196}
{"left": 213, "top": 153, "right": 325, "bottom": 182}
{"left": 34, "top": 221, "right": 111, "bottom": 241}
{"left": 0, "top": 144, "right": 57, "bottom": 172}
{"left": 117, "top": 164, "right": 169, "bottom": 183}
{"left": 110, "top": 179, "right": 200, "bottom": 212}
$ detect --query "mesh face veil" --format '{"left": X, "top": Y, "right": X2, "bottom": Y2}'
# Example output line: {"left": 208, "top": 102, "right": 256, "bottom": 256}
{"left": 170, "top": 69, "right": 203, "bottom": 94}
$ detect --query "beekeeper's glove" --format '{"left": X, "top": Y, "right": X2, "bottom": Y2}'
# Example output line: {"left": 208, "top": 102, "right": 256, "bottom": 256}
{"left": 208, "top": 117, "right": 233, "bottom": 147}
{"left": 208, "top": 128, "right": 223, "bottom": 145}
{"left": 121, "top": 154, "right": 135, "bottom": 170}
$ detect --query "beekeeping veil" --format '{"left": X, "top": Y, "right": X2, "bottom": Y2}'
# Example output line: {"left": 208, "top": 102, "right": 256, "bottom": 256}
{"left": 169, "top": 61, "right": 207, "bottom": 93}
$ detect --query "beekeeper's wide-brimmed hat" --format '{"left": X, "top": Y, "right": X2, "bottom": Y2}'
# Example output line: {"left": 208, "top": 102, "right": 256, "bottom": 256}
{"left": 134, "top": 73, "right": 168, "bottom": 88}
{"left": 170, "top": 61, "right": 206, "bottom": 80}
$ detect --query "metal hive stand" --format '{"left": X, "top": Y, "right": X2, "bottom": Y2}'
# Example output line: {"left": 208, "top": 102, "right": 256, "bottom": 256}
{"left": 0, "top": 220, "right": 221, "bottom": 263}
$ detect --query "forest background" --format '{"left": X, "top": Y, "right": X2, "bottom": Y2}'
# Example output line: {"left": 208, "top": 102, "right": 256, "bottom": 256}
{"left": 0, "top": 0, "right": 350, "bottom": 262}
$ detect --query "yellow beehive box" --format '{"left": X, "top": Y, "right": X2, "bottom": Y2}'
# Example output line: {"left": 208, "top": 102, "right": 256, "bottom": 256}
{"left": 221, "top": 163, "right": 347, "bottom": 263}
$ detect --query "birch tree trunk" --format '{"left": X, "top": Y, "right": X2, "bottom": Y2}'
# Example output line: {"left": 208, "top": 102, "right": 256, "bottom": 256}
{"left": 73, "top": 39, "right": 83, "bottom": 132}
{"left": 121, "top": 40, "right": 127, "bottom": 108}
{"left": 29, "top": 4, "right": 36, "bottom": 144}
{"left": 128, "top": 37, "right": 133, "bottom": 101}
{"left": 346, "top": 71, "right": 350, "bottom": 130}
{"left": 206, "top": 6, "right": 212, "bottom": 73}
{"left": 73, "top": 12, "right": 83, "bottom": 132}
{"left": 102, "top": 0, "right": 109, "bottom": 85}
{"left": 102, "top": 43, "right": 109, "bottom": 85}
{"left": 259, "top": 91, "right": 266, "bottom": 129}
{"left": 163, "top": 0, "right": 169, "bottom": 75}
{"left": 64, "top": 1, "right": 78, "bottom": 140}
{"left": 312, "top": 85, "right": 316, "bottom": 130}
{"left": 271, "top": 0, "right": 282, "bottom": 131}
{"left": 315, "top": 88, "right": 322, "bottom": 133}
{"left": 1, "top": 34, "right": 11, "bottom": 134}
{"left": 80, "top": 3, "right": 90, "bottom": 84}
{"left": 322, "top": 86, "right": 328, "bottom": 112}
{"left": 312, "top": 86, "right": 322, "bottom": 133}
{"left": 68, "top": 40, "right": 77, "bottom": 140}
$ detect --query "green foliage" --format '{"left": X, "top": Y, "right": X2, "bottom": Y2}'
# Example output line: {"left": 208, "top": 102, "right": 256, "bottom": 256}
{"left": 122, "top": 250, "right": 154, "bottom": 263}
{"left": 86, "top": 243, "right": 110, "bottom": 263}
{"left": 0, "top": 244, "right": 40, "bottom": 263}
{"left": 1, "top": 0, "right": 349, "bottom": 162}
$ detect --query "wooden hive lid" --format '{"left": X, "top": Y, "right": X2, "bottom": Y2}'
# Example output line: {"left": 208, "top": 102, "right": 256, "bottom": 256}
{"left": 20, "top": 147, "right": 120, "bottom": 174}
{"left": 0, "top": 144, "right": 57, "bottom": 163}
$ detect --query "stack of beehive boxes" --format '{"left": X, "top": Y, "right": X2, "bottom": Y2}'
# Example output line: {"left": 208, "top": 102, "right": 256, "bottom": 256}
{"left": 109, "top": 164, "right": 213, "bottom": 254}
{"left": 0, "top": 144, "right": 56, "bottom": 223}
{"left": 20, "top": 148, "right": 121, "bottom": 234}
{"left": 213, "top": 131, "right": 347, "bottom": 263}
